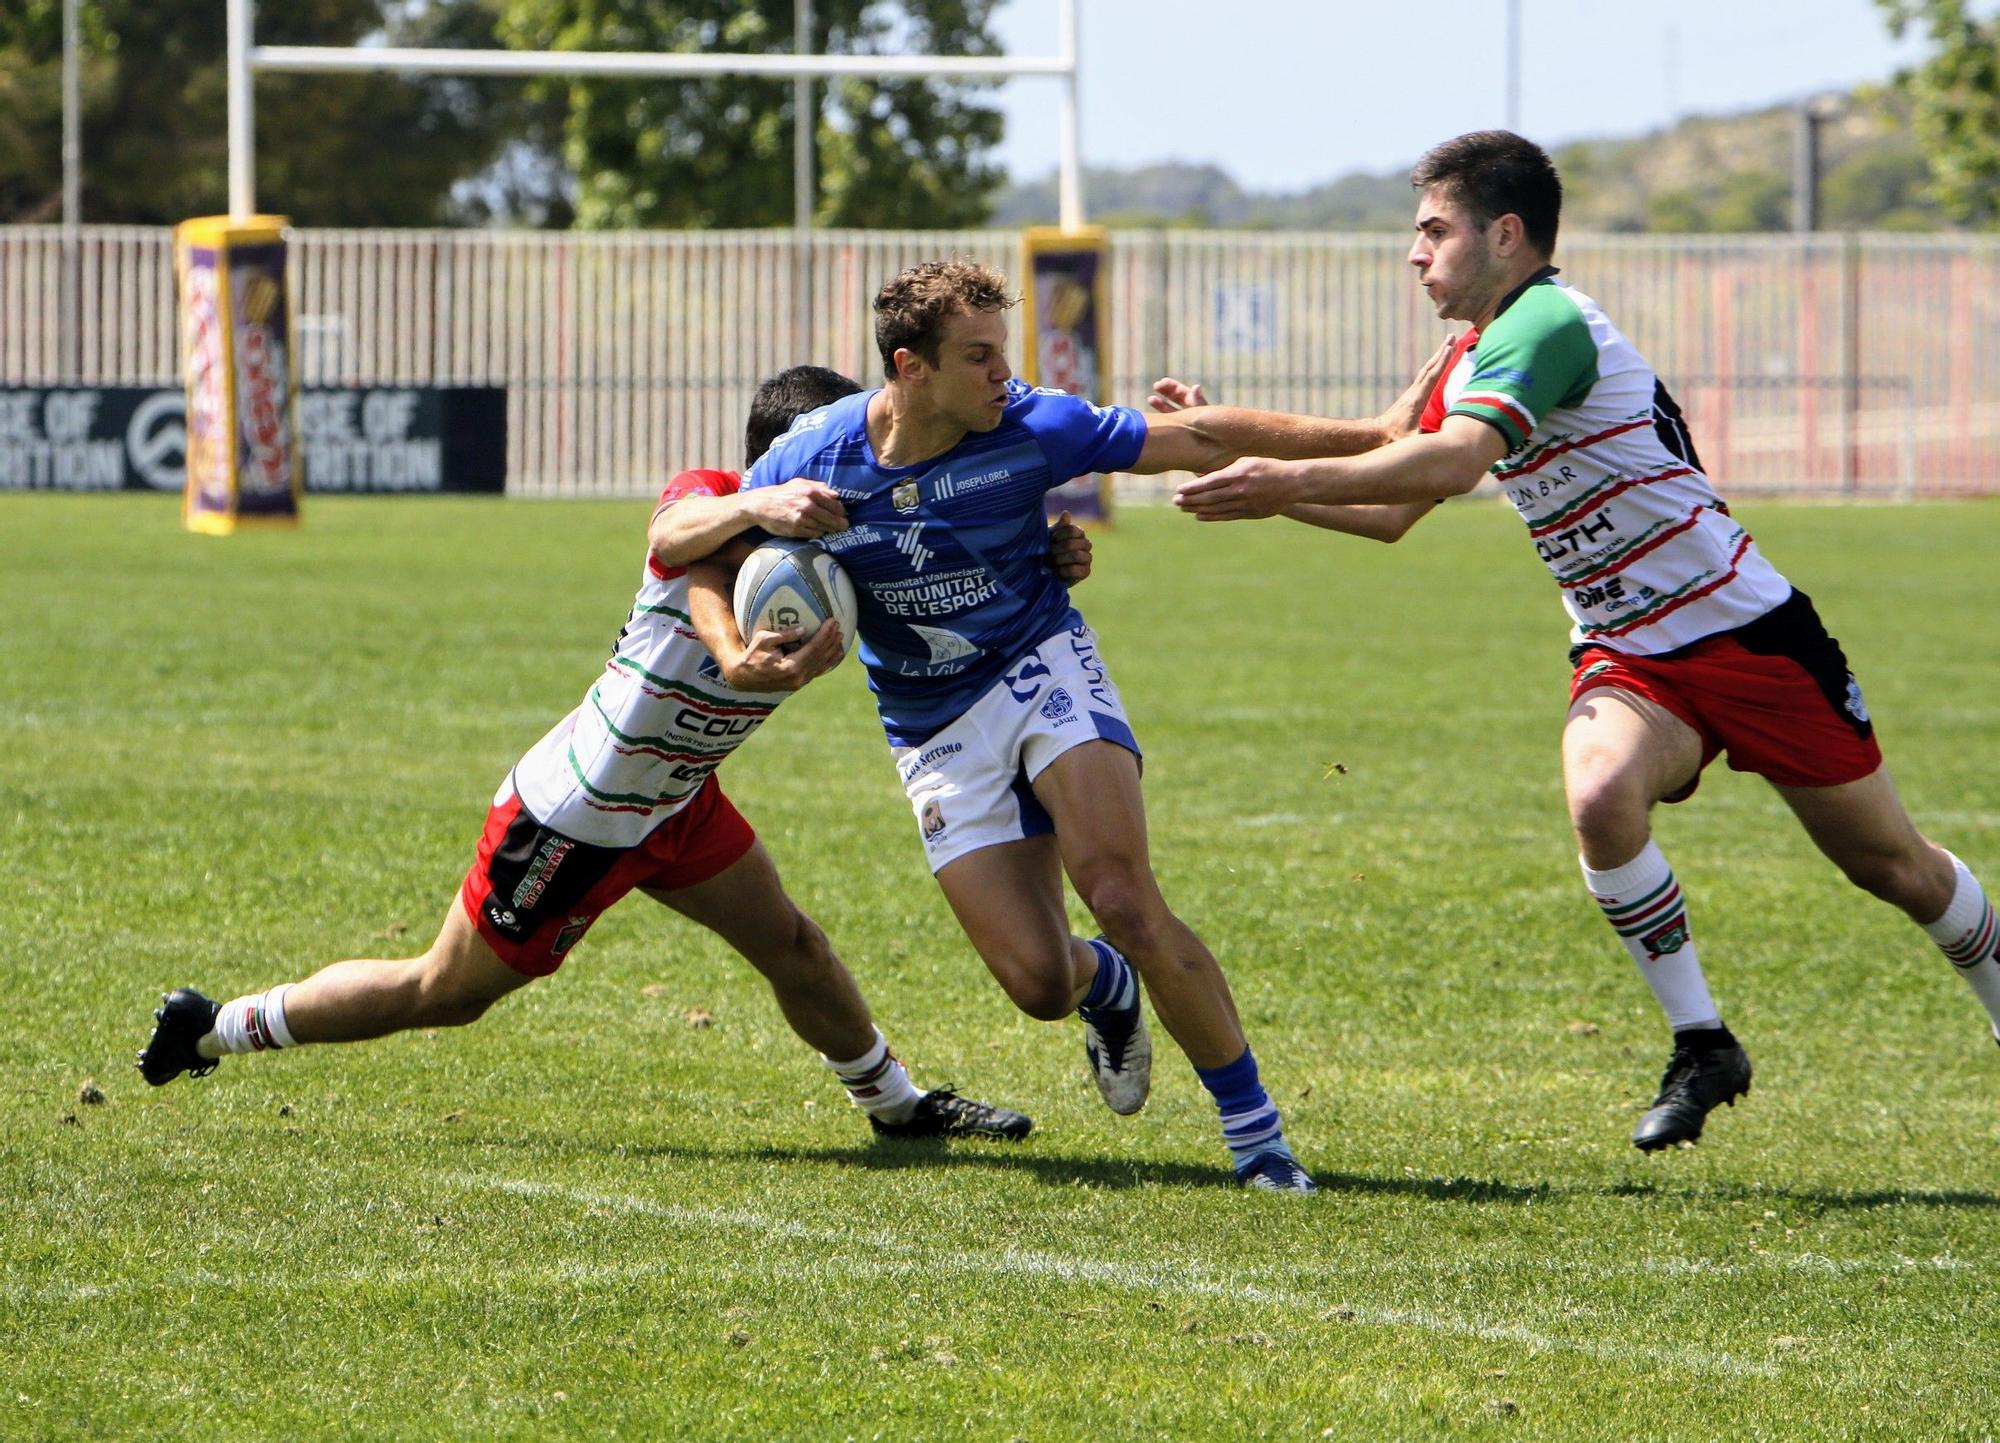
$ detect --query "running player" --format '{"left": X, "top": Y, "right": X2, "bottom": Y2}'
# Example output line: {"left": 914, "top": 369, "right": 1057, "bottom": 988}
{"left": 657, "top": 261, "right": 1445, "bottom": 1192}
{"left": 1174, "top": 130, "right": 2000, "bottom": 1150}
{"left": 135, "top": 365, "right": 1063, "bottom": 1146}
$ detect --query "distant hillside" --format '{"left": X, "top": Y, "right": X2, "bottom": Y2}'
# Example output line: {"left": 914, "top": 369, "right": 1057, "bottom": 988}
{"left": 994, "top": 90, "right": 1949, "bottom": 233}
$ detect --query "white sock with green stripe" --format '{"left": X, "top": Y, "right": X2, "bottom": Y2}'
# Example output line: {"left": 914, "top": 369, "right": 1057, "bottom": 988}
{"left": 823, "top": 1029, "right": 923, "bottom": 1124}
{"left": 1582, "top": 842, "right": 1720, "bottom": 1030}
{"left": 197, "top": 985, "right": 297, "bottom": 1059}
{"left": 1921, "top": 853, "right": 2000, "bottom": 1040}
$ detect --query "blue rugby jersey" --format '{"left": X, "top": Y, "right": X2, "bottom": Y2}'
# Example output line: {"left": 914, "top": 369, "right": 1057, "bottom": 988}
{"left": 744, "top": 380, "right": 1147, "bottom": 744}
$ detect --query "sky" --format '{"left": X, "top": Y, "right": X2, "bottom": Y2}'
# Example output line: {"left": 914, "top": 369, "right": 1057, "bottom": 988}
{"left": 985, "top": 0, "right": 1942, "bottom": 192}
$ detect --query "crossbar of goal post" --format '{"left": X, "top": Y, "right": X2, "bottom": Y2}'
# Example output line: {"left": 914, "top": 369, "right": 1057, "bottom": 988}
{"left": 225, "top": 0, "right": 1087, "bottom": 229}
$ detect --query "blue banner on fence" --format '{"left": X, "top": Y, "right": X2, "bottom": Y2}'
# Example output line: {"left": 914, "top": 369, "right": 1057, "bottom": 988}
{"left": 0, "top": 386, "right": 507, "bottom": 494}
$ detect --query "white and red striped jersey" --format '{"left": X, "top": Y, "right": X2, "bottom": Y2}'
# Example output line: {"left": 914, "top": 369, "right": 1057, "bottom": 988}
{"left": 506, "top": 470, "right": 780, "bottom": 848}
{"left": 1431, "top": 272, "right": 1791, "bottom": 654}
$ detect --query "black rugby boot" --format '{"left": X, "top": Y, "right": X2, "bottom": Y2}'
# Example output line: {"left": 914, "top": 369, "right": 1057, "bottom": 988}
{"left": 1632, "top": 1032, "right": 1752, "bottom": 1151}
{"left": 135, "top": 988, "right": 222, "bottom": 1086}
{"left": 870, "top": 1089, "right": 1032, "bottom": 1142}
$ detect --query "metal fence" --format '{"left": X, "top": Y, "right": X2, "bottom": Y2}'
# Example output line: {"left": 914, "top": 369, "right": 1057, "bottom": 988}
{"left": 4, "top": 225, "right": 1996, "bottom": 498}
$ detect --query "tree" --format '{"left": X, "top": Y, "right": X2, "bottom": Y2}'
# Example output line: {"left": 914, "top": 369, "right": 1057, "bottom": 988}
{"left": 1877, "top": 0, "right": 2000, "bottom": 226}
{"left": 497, "top": 1, "right": 1006, "bottom": 229}
{"left": 0, "top": 0, "right": 555, "bottom": 225}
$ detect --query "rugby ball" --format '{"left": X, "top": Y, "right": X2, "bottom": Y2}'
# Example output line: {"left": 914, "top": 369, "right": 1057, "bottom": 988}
{"left": 732, "top": 538, "right": 858, "bottom": 659}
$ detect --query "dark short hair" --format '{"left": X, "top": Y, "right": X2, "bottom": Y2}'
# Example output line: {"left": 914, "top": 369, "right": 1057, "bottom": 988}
{"left": 1411, "top": 130, "right": 1563, "bottom": 256}
{"left": 745, "top": 364, "right": 863, "bottom": 465}
{"left": 873, "top": 259, "right": 1018, "bottom": 379}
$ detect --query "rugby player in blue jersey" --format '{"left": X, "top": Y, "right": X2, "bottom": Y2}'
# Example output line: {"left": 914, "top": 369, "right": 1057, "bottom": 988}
{"left": 659, "top": 261, "right": 1441, "bottom": 1192}
{"left": 135, "top": 366, "right": 1054, "bottom": 1148}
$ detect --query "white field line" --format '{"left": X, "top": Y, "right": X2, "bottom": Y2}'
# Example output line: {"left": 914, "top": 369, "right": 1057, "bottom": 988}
{"left": 472, "top": 1178, "right": 1788, "bottom": 1378}
{"left": 17, "top": 1173, "right": 1979, "bottom": 1379}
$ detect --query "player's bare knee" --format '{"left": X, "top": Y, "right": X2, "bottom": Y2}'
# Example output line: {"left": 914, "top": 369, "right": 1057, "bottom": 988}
{"left": 1007, "top": 973, "right": 1078, "bottom": 1021}
{"left": 1567, "top": 773, "right": 1650, "bottom": 856}
{"left": 411, "top": 953, "right": 504, "bottom": 1028}
{"left": 1075, "top": 873, "right": 1169, "bottom": 960}
{"left": 1840, "top": 847, "right": 1943, "bottom": 913}
{"left": 747, "top": 907, "right": 837, "bottom": 986}
{"left": 987, "top": 949, "right": 1077, "bottom": 1020}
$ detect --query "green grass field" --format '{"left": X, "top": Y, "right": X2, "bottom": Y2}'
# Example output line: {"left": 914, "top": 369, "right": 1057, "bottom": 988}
{"left": 5, "top": 493, "right": 2000, "bottom": 1441}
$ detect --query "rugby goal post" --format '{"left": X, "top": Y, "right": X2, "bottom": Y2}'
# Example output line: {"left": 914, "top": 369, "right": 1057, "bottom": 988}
{"left": 225, "top": 0, "right": 1087, "bottom": 231}
{"left": 212, "top": 0, "right": 1092, "bottom": 506}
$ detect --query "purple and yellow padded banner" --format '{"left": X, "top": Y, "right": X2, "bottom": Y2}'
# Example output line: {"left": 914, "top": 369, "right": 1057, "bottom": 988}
{"left": 1021, "top": 226, "right": 1114, "bottom": 527}
{"left": 174, "top": 215, "right": 303, "bottom": 535}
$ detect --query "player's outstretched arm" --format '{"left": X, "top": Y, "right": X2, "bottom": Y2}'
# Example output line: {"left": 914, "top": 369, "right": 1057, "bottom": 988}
{"left": 1175, "top": 415, "right": 1508, "bottom": 521}
{"left": 1132, "top": 339, "right": 1456, "bottom": 475}
{"left": 650, "top": 478, "right": 851, "bottom": 569}
{"left": 1278, "top": 499, "right": 1440, "bottom": 544}
{"left": 1131, "top": 404, "right": 1391, "bottom": 476}
{"left": 686, "top": 554, "right": 844, "bottom": 693}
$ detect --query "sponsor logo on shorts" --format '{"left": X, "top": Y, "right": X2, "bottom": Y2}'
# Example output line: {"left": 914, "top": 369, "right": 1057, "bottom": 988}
{"left": 1004, "top": 656, "right": 1052, "bottom": 703}
{"left": 1069, "top": 630, "right": 1113, "bottom": 707}
{"left": 484, "top": 899, "right": 527, "bottom": 939}
{"left": 1577, "top": 659, "right": 1616, "bottom": 686}
{"left": 1039, "top": 687, "right": 1074, "bottom": 721}
{"left": 1641, "top": 917, "right": 1689, "bottom": 957}
{"left": 920, "top": 798, "right": 947, "bottom": 841}
{"left": 1844, "top": 676, "right": 1870, "bottom": 724}
{"left": 551, "top": 917, "right": 590, "bottom": 958}
{"left": 892, "top": 480, "right": 920, "bottom": 513}
{"left": 513, "top": 836, "right": 574, "bottom": 910}
{"left": 898, "top": 741, "right": 963, "bottom": 783}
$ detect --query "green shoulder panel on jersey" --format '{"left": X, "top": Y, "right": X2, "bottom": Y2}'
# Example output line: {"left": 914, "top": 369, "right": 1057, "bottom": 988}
{"left": 1446, "top": 283, "right": 1599, "bottom": 451}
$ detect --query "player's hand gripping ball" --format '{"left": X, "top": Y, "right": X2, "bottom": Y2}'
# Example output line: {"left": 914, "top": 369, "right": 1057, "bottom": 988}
{"left": 732, "top": 539, "right": 859, "bottom": 661}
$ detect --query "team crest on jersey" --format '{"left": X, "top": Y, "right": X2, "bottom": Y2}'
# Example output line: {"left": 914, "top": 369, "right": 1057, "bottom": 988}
{"left": 1039, "top": 687, "right": 1074, "bottom": 721}
{"left": 1641, "top": 917, "right": 1690, "bottom": 958}
{"left": 920, "top": 798, "right": 947, "bottom": 840}
{"left": 892, "top": 480, "right": 920, "bottom": 513}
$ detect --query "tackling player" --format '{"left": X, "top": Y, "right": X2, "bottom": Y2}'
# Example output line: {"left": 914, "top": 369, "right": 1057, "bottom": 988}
{"left": 657, "top": 261, "right": 1445, "bottom": 1193}
{"left": 135, "top": 366, "right": 1077, "bottom": 1146}
{"left": 1174, "top": 130, "right": 2000, "bottom": 1151}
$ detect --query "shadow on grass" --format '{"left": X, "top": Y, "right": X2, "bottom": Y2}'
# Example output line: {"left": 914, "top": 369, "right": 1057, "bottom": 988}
{"left": 647, "top": 1138, "right": 1232, "bottom": 1191}
{"left": 445, "top": 1130, "right": 1555, "bottom": 1198}
{"left": 442, "top": 1130, "right": 2000, "bottom": 1211}
{"left": 1608, "top": 1179, "right": 2000, "bottom": 1211}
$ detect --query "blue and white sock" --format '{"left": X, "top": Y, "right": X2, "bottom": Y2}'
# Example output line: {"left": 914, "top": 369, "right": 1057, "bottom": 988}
{"left": 1195, "top": 1047, "right": 1291, "bottom": 1171}
{"left": 1078, "top": 937, "right": 1136, "bottom": 1014}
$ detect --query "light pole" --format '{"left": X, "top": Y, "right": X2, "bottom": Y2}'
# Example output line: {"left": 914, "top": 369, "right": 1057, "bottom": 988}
{"left": 61, "top": 0, "right": 81, "bottom": 379}
{"left": 1505, "top": 0, "right": 1521, "bottom": 131}
{"left": 1793, "top": 91, "right": 1849, "bottom": 233}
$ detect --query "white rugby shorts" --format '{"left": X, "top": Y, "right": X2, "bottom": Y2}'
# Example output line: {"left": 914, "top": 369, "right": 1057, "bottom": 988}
{"left": 891, "top": 623, "right": 1140, "bottom": 873}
